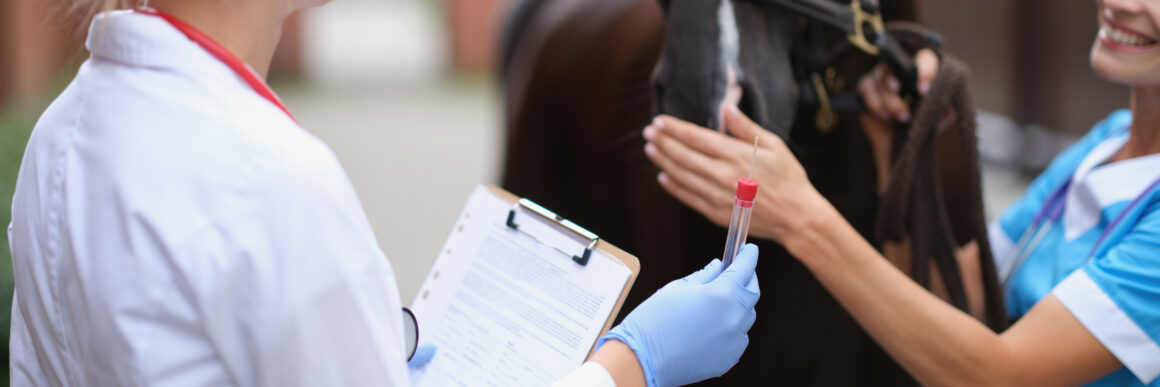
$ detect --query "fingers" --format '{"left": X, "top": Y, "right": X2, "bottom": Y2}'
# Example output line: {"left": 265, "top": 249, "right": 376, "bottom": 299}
{"left": 738, "top": 273, "right": 760, "bottom": 310}
{"left": 884, "top": 92, "right": 910, "bottom": 123}
{"left": 858, "top": 65, "right": 908, "bottom": 122}
{"left": 722, "top": 106, "right": 792, "bottom": 167}
{"left": 859, "top": 69, "right": 891, "bottom": 122}
{"left": 644, "top": 117, "right": 748, "bottom": 227}
{"left": 682, "top": 259, "right": 724, "bottom": 285}
{"left": 645, "top": 127, "right": 735, "bottom": 190}
{"left": 644, "top": 139, "right": 734, "bottom": 220}
{"left": 651, "top": 116, "right": 751, "bottom": 162}
{"left": 858, "top": 49, "right": 942, "bottom": 124}
{"left": 722, "top": 105, "right": 765, "bottom": 145}
{"left": 408, "top": 344, "right": 436, "bottom": 368}
{"left": 857, "top": 50, "right": 943, "bottom": 189}
{"left": 876, "top": 70, "right": 911, "bottom": 123}
{"left": 723, "top": 105, "right": 792, "bottom": 163}
{"left": 742, "top": 273, "right": 760, "bottom": 303}
{"left": 915, "top": 48, "right": 940, "bottom": 96}
{"left": 657, "top": 172, "right": 731, "bottom": 227}
{"left": 741, "top": 307, "right": 757, "bottom": 333}
{"left": 715, "top": 244, "right": 759, "bottom": 290}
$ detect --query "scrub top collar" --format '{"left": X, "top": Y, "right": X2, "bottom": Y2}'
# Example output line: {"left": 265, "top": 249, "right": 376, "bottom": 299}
{"left": 1062, "top": 129, "right": 1160, "bottom": 241}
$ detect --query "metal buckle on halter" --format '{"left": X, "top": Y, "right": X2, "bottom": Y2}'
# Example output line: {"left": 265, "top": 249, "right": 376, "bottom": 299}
{"left": 847, "top": 0, "right": 884, "bottom": 56}
{"left": 810, "top": 72, "right": 837, "bottom": 132}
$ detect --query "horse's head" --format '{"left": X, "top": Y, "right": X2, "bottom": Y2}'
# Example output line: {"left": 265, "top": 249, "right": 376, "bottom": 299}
{"left": 653, "top": 0, "right": 801, "bottom": 136}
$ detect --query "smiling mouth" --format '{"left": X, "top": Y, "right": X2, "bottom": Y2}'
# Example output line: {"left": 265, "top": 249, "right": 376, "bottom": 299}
{"left": 1100, "top": 19, "right": 1159, "bottom": 49}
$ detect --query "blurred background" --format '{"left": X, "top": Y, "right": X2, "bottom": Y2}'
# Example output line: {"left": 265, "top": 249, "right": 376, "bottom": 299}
{"left": 0, "top": 0, "right": 1124, "bottom": 383}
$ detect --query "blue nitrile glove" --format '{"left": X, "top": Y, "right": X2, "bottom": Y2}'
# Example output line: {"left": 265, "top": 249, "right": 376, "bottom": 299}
{"left": 598, "top": 244, "right": 760, "bottom": 387}
{"left": 408, "top": 344, "right": 436, "bottom": 369}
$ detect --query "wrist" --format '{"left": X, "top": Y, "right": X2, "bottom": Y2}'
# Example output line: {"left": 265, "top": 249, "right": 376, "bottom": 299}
{"left": 591, "top": 339, "right": 647, "bottom": 387}
{"left": 780, "top": 197, "right": 845, "bottom": 265}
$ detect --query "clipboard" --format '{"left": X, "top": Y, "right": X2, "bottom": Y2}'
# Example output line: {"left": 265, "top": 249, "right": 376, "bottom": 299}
{"left": 485, "top": 185, "right": 641, "bottom": 354}
{"left": 408, "top": 185, "right": 640, "bottom": 385}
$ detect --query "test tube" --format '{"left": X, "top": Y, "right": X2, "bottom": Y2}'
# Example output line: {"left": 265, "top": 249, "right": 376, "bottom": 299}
{"left": 722, "top": 178, "right": 758, "bottom": 267}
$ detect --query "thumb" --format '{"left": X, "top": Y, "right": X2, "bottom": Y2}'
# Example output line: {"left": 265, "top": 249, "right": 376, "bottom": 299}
{"left": 724, "top": 105, "right": 766, "bottom": 144}
{"left": 714, "top": 244, "right": 759, "bottom": 288}
{"left": 682, "top": 259, "right": 724, "bottom": 285}
{"left": 915, "top": 48, "right": 940, "bottom": 95}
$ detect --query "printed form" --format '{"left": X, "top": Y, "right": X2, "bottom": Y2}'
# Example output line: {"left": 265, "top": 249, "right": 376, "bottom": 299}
{"left": 410, "top": 186, "right": 632, "bottom": 386}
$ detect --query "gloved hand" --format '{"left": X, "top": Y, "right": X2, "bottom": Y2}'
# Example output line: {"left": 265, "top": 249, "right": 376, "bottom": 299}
{"left": 598, "top": 244, "right": 760, "bottom": 387}
{"left": 408, "top": 344, "right": 436, "bottom": 369}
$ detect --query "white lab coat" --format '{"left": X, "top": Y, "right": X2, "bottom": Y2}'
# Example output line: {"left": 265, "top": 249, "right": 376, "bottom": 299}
{"left": 7, "top": 10, "right": 613, "bottom": 387}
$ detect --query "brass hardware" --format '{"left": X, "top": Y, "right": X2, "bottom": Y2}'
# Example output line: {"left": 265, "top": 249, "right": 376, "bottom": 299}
{"left": 847, "top": 0, "right": 884, "bottom": 56}
{"left": 811, "top": 73, "right": 837, "bottom": 132}
{"left": 825, "top": 68, "right": 845, "bottom": 91}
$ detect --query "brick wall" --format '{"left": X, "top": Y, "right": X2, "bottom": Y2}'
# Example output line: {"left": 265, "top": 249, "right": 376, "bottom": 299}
{"left": 447, "top": 0, "right": 512, "bottom": 74}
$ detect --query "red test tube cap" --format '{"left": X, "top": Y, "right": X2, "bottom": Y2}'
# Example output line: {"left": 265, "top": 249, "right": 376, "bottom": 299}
{"left": 736, "top": 178, "right": 758, "bottom": 202}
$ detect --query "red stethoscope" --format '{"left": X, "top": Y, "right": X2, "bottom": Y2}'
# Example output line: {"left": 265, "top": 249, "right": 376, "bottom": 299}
{"left": 135, "top": 8, "right": 422, "bottom": 361}
{"left": 135, "top": 8, "right": 296, "bottom": 123}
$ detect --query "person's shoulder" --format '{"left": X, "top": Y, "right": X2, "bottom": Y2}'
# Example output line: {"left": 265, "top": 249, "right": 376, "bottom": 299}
{"left": 248, "top": 127, "right": 352, "bottom": 199}
{"left": 87, "top": 55, "right": 345, "bottom": 187}
{"left": 63, "top": 57, "right": 352, "bottom": 221}
{"left": 220, "top": 104, "right": 344, "bottom": 182}
{"left": 222, "top": 113, "right": 364, "bottom": 222}
{"left": 1037, "top": 109, "right": 1133, "bottom": 180}
{"left": 1084, "top": 109, "right": 1133, "bottom": 142}
{"left": 1068, "top": 109, "right": 1131, "bottom": 153}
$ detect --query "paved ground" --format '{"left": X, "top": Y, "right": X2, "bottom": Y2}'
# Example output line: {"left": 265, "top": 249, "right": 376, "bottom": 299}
{"left": 281, "top": 79, "right": 503, "bottom": 304}
{"left": 280, "top": 0, "right": 504, "bottom": 303}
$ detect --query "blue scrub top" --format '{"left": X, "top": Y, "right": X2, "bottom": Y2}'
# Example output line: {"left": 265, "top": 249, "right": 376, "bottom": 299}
{"left": 992, "top": 109, "right": 1160, "bottom": 386}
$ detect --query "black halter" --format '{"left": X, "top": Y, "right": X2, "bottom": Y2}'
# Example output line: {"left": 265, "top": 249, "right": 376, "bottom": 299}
{"left": 746, "top": 0, "right": 941, "bottom": 131}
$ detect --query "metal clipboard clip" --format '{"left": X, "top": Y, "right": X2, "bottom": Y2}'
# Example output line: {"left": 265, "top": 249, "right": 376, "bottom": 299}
{"left": 505, "top": 198, "right": 600, "bottom": 266}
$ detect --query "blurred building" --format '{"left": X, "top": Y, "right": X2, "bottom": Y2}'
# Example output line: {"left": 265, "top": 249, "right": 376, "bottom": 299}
{"left": 928, "top": 0, "right": 1126, "bottom": 136}
{"left": 922, "top": 0, "right": 1127, "bottom": 168}
{"left": 448, "top": 0, "right": 511, "bottom": 74}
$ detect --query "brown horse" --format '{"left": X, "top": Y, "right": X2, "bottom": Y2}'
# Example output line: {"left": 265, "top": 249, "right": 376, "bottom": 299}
{"left": 500, "top": 0, "right": 1002, "bottom": 384}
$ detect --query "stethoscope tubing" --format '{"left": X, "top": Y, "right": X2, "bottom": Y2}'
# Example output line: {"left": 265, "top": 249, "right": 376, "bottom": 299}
{"left": 999, "top": 178, "right": 1072, "bottom": 287}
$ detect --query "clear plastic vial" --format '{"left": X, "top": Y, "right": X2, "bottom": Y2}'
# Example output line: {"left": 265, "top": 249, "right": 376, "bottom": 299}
{"left": 722, "top": 178, "right": 759, "bottom": 267}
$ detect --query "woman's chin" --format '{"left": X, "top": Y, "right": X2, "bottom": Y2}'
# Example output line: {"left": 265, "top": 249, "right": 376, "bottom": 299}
{"left": 1091, "top": 54, "right": 1160, "bottom": 87}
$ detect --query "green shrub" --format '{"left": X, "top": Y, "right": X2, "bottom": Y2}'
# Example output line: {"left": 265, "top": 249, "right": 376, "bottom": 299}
{"left": 1, "top": 105, "right": 39, "bottom": 385}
